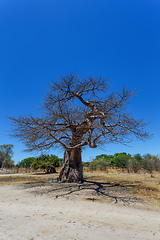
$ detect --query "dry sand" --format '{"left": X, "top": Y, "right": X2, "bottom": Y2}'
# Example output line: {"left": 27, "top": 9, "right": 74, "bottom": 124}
{"left": 0, "top": 178, "right": 160, "bottom": 240}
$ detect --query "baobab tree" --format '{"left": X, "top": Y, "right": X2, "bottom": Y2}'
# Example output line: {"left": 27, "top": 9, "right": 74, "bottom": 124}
{"left": 10, "top": 73, "right": 150, "bottom": 182}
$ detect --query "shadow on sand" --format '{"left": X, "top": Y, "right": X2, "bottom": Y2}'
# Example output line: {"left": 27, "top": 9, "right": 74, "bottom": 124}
{"left": 23, "top": 178, "right": 140, "bottom": 205}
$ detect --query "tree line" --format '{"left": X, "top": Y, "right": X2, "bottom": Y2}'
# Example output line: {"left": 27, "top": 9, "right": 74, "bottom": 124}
{"left": 17, "top": 155, "right": 63, "bottom": 173}
{"left": 16, "top": 152, "right": 160, "bottom": 175}
{"left": 1, "top": 144, "right": 159, "bottom": 175}
{"left": 0, "top": 144, "right": 63, "bottom": 173}
{"left": 84, "top": 153, "right": 160, "bottom": 174}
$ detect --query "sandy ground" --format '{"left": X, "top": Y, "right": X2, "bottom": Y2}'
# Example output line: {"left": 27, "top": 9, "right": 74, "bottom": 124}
{"left": 0, "top": 180, "right": 160, "bottom": 240}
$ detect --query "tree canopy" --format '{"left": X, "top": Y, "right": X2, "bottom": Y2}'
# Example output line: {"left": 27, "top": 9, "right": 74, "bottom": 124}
{"left": 10, "top": 73, "right": 151, "bottom": 182}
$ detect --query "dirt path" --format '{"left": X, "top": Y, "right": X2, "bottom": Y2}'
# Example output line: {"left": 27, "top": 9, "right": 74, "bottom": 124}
{"left": 0, "top": 183, "right": 160, "bottom": 240}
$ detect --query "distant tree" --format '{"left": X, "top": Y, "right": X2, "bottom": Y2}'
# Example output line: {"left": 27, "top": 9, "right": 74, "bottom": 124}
{"left": 31, "top": 154, "right": 60, "bottom": 173}
{"left": 133, "top": 153, "right": 143, "bottom": 163}
{"left": 82, "top": 161, "right": 91, "bottom": 168}
{"left": 3, "top": 158, "right": 15, "bottom": 168}
{"left": 113, "top": 152, "right": 131, "bottom": 169}
{"left": 10, "top": 73, "right": 150, "bottom": 182}
{"left": 0, "top": 151, "right": 6, "bottom": 168}
{"left": 128, "top": 154, "right": 142, "bottom": 173}
{"left": 93, "top": 154, "right": 114, "bottom": 170}
{"left": 152, "top": 155, "right": 160, "bottom": 172}
{"left": 143, "top": 154, "right": 160, "bottom": 174}
{"left": 19, "top": 157, "right": 36, "bottom": 168}
{"left": 95, "top": 154, "right": 108, "bottom": 159}
{"left": 0, "top": 144, "right": 14, "bottom": 168}
{"left": 89, "top": 159, "right": 100, "bottom": 171}
{"left": 58, "top": 158, "right": 63, "bottom": 166}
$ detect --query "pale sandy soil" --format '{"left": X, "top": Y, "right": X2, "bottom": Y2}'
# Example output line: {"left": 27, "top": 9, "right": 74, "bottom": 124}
{"left": 0, "top": 178, "right": 160, "bottom": 240}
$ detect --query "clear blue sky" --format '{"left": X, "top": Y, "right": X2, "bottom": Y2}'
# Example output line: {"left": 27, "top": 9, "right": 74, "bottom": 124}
{"left": 0, "top": 0, "right": 160, "bottom": 163}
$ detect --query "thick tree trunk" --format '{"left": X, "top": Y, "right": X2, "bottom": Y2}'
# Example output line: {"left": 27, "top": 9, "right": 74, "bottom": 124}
{"left": 59, "top": 148, "right": 83, "bottom": 183}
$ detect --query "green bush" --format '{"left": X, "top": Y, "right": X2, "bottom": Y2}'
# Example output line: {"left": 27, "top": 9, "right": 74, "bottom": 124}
{"left": 89, "top": 159, "right": 100, "bottom": 171}
{"left": 83, "top": 152, "right": 160, "bottom": 173}
{"left": 89, "top": 154, "right": 114, "bottom": 171}
{"left": 31, "top": 154, "right": 60, "bottom": 173}
{"left": 83, "top": 161, "right": 90, "bottom": 166}
{"left": 19, "top": 157, "right": 36, "bottom": 168}
{"left": 113, "top": 152, "right": 131, "bottom": 169}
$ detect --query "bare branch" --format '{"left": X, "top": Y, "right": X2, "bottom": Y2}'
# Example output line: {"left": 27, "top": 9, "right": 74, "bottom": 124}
{"left": 9, "top": 73, "right": 151, "bottom": 153}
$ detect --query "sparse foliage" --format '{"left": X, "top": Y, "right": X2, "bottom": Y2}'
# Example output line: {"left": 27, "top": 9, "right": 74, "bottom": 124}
{"left": 10, "top": 73, "right": 150, "bottom": 182}
{"left": 0, "top": 144, "right": 14, "bottom": 168}
{"left": 143, "top": 154, "right": 160, "bottom": 175}
{"left": 128, "top": 154, "right": 143, "bottom": 173}
{"left": 87, "top": 152, "right": 160, "bottom": 174}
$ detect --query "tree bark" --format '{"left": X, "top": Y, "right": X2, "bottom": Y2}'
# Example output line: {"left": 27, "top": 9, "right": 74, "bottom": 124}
{"left": 59, "top": 148, "right": 83, "bottom": 183}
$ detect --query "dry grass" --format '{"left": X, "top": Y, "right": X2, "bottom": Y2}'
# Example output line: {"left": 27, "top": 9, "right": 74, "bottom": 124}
{"left": 84, "top": 172, "right": 160, "bottom": 209}
{"left": 0, "top": 170, "right": 160, "bottom": 209}
{"left": 0, "top": 167, "right": 48, "bottom": 174}
{"left": 0, "top": 173, "right": 59, "bottom": 186}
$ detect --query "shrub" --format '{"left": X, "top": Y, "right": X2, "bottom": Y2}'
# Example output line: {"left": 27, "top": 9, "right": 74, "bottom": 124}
{"left": 89, "top": 159, "right": 100, "bottom": 171}
{"left": 113, "top": 152, "right": 131, "bottom": 169}
{"left": 143, "top": 154, "right": 160, "bottom": 174}
{"left": 31, "top": 154, "right": 60, "bottom": 173}
{"left": 89, "top": 154, "right": 114, "bottom": 171}
{"left": 19, "top": 157, "right": 36, "bottom": 168}
{"left": 128, "top": 157, "right": 141, "bottom": 173}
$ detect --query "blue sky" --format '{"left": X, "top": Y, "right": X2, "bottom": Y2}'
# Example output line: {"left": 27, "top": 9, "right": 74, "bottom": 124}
{"left": 0, "top": 0, "right": 160, "bottom": 163}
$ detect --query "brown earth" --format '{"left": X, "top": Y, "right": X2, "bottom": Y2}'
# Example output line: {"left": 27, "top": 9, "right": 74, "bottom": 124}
{"left": 0, "top": 172, "right": 160, "bottom": 240}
